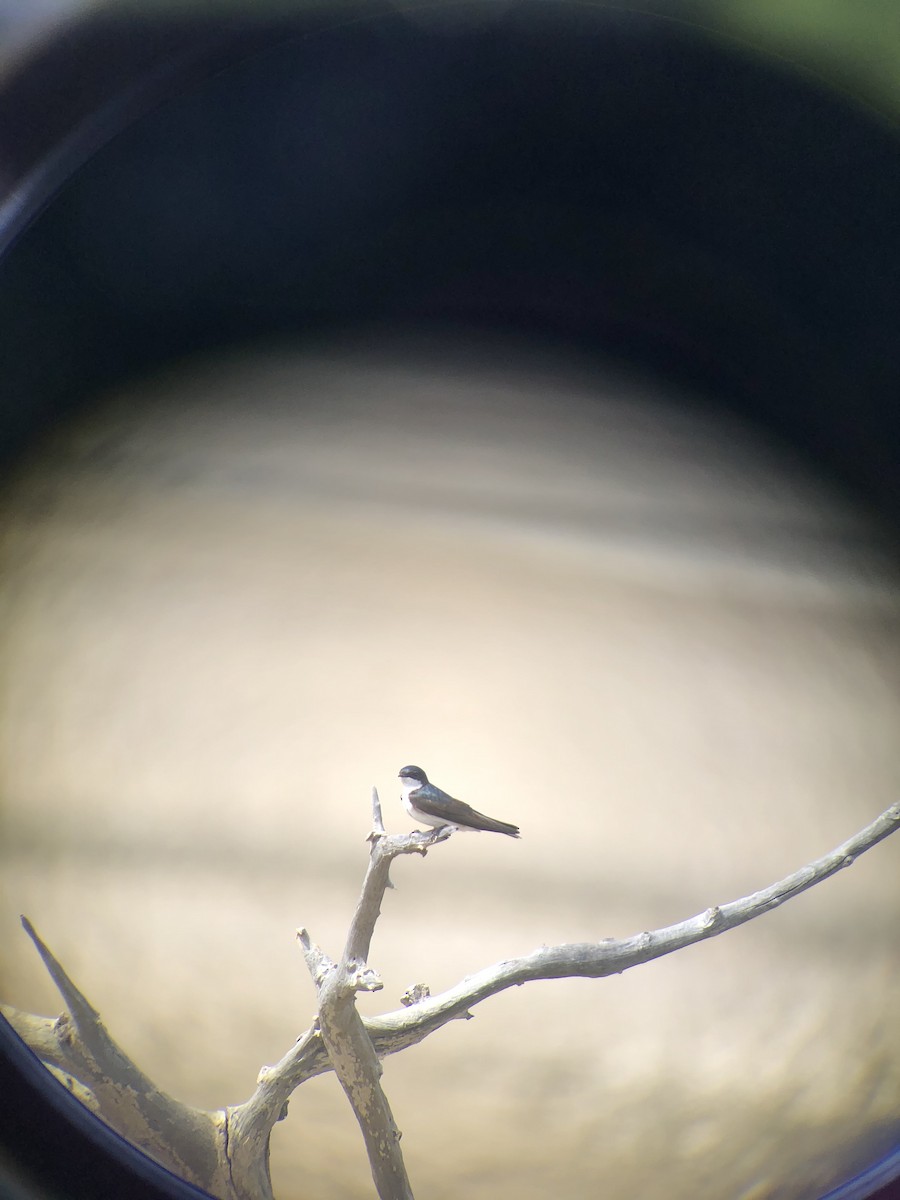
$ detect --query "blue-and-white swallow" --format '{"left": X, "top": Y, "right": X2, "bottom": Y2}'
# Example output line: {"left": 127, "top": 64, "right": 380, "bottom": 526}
{"left": 398, "top": 765, "right": 520, "bottom": 837}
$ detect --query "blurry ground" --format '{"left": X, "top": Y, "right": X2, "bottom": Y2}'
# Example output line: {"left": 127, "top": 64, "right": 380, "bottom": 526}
{"left": 1, "top": 330, "right": 899, "bottom": 1200}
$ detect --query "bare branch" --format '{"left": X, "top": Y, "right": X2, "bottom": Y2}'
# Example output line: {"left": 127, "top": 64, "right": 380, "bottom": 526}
{"left": 1, "top": 1004, "right": 77, "bottom": 1075}
{"left": 359, "top": 801, "right": 900, "bottom": 1052}
{"left": 10, "top": 799, "right": 896, "bottom": 1200}
{"left": 285, "top": 798, "right": 457, "bottom": 1200}
{"left": 298, "top": 924, "right": 413, "bottom": 1200}
{"left": 20, "top": 916, "right": 104, "bottom": 1037}
{"left": 11, "top": 919, "right": 232, "bottom": 1197}
{"left": 369, "top": 786, "right": 386, "bottom": 839}
{"left": 232, "top": 802, "right": 900, "bottom": 1135}
{"left": 344, "top": 803, "right": 451, "bottom": 967}
{"left": 297, "top": 928, "right": 337, "bottom": 988}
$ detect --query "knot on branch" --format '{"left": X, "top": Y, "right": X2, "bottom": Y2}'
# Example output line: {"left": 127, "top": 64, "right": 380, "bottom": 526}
{"left": 54, "top": 1012, "right": 75, "bottom": 1044}
{"left": 702, "top": 906, "right": 722, "bottom": 931}
{"left": 348, "top": 963, "right": 384, "bottom": 993}
{"left": 400, "top": 983, "right": 431, "bottom": 1007}
{"left": 313, "top": 962, "right": 336, "bottom": 988}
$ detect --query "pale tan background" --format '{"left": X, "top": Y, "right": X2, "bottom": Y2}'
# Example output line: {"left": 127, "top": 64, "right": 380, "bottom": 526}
{"left": 1, "top": 331, "right": 898, "bottom": 1199}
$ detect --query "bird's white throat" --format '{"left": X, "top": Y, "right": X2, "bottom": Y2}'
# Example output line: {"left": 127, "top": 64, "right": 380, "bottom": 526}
{"left": 399, "top": 775, "right": 423, "bottom": 820}
{"left": 399, "top": 776, "right": 420, "bottom": 799}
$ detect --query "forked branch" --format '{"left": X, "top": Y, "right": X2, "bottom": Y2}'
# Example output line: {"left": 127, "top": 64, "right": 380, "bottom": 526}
{"left": 3, "top": 919, "right": 229, "bottom": 1196}
{"left": 293, "top": 789, "right": 451, "bottom": 1200}
{"left": 4, "top": 796, "right": 898, "bottom": 1200}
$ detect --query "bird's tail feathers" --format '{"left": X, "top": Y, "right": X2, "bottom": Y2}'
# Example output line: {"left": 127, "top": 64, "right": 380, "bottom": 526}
{"left": 470, "top": 813, "right": 520, "bottom": 838}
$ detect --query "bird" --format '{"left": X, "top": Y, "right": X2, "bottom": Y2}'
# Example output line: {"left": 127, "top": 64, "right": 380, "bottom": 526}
{"left": 398, "top": 765, "right": 520, "bottom": 837}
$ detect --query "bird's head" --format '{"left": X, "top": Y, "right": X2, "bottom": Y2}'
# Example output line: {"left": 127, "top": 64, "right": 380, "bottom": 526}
{"left": 398, "top": 765, "right": 428, "bottom": 785}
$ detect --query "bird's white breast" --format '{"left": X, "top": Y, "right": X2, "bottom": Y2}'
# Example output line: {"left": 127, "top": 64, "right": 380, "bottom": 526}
{"left": 399, "top": 776, "right": 452, "bottom": 829}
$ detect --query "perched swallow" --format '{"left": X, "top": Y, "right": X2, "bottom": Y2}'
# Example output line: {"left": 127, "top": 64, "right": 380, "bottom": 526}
{"left": 398, "top": 765, "right": 520, "bottom": 838}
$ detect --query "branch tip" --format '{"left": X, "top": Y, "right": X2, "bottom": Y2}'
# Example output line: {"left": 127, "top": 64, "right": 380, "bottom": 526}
{"left": 19, "top": 916, "right": 102, "bottom": 1028}
{"left": 370, "top": 786, "right": 386, "bottom": 838}
{"left": 702, "top": 906, "right": 722, "bottom": 931}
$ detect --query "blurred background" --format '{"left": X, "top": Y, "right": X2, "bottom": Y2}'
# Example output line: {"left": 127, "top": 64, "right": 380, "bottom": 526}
{"left": 1, "top": 4, "right": 900, "bottom": 1200}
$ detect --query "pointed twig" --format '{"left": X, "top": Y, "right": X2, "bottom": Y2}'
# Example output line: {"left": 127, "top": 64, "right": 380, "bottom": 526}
{"left": 369, "top": 786, "right": 387, "bottom": 839}
{"left": 12, "top": 918, "right": 231, "bottom": 1196}
{"left": 20, "top": 917, "right": 109, "bottom": 1062}
{"left": 345, "top": 801, "right": 451, "bottom": 968}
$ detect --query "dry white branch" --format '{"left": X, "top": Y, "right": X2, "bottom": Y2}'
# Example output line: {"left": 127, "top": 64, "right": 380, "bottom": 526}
{"left": 6, "top": 797, "right": 898, "bottom": 1200}
{"left": 298, "top": 927, "right": 410, "bottom": 1200}
{"left": 8, "top": 917, "right": 231, "bottom": 1196}
{"left": 362, "top": 799, "right": 900, "bottom": 1048}
{"left": 291, "top": 789, "right": 451, "bottom": 1200}
{"left": 251, "top": 801, "right": 900, "bottom": 1083}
